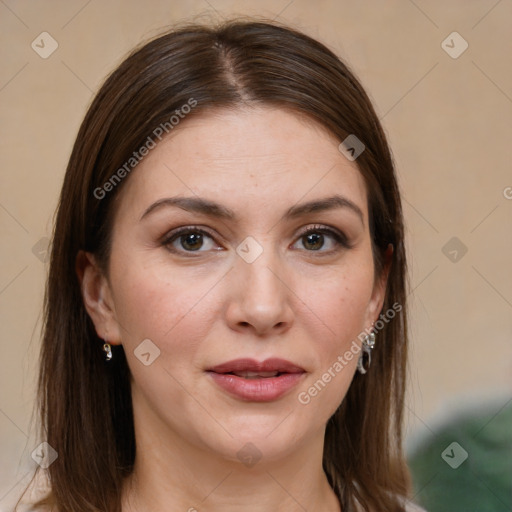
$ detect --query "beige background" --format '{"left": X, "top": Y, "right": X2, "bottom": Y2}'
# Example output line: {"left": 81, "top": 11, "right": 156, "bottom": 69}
{"left": 1, "top": 0, "right": 511, "bottom": 508}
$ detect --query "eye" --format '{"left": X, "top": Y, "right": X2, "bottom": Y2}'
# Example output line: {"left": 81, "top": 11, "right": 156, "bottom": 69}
{"left": 162, "top": 226, "right": 221, "bottom": 254}
{"left": 161, "top": 224, "right": 352, "bottom": 256}
{"left": 292, "top": 224, "right": 351, "bottom": 253}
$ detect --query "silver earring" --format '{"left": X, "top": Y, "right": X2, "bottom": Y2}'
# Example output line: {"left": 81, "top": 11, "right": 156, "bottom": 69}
{"left": 357, "top": 331, "right": 376, "bottom": 374}
{"left": 103, "top": 342, "right": 112, "bottom": 361}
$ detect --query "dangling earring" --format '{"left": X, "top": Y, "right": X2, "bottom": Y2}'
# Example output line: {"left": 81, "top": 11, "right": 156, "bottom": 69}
{"left": 357, "top": 331, "right": 376, "bottom": 374}
{"left": 103, "top": 341, "right": 112, "bottom": 361}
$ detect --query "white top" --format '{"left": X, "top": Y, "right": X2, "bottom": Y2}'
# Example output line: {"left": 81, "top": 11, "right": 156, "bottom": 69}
{"left": 351, "top": 481, "right": 427, "bottom": 511}
{"left": 400, "top": 499, "right": 427, "bottom": 512}
{"left": 354, "top": 492, "right": 427, "bottom": 511}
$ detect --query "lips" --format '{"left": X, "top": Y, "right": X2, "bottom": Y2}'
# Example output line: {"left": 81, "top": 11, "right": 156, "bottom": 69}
{"left": 207, "top": 358, "right": 305, "bottom": 376}
{"left": 206, "top": 358, "right": 306, "bottom": 402}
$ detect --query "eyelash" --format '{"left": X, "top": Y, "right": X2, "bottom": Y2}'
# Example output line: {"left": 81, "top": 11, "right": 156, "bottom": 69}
{"left": 161, "top": 224, "right": 352, "bottom": 256}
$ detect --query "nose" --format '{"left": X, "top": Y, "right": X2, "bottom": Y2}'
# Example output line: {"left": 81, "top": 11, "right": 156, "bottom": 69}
{"left": 224, "top": 242, "right": 294, "bottom": 337}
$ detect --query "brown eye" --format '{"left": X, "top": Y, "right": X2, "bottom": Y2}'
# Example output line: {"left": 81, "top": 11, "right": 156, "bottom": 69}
{"left": 302, "top": 232, "right": 324, "bottom": 251}
{"left": 179, "top": 232, "right": 205, "bottom": 251}
{"left": 293, "top": 225, "right": 351, "bottom": 253}
{"left": 162, "top": 227, "right": 220, "bottom": 254}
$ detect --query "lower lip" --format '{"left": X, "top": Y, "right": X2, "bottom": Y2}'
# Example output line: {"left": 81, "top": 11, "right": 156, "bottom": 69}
{"left": 208, "top": 372, "right": 305, "bottom": 402}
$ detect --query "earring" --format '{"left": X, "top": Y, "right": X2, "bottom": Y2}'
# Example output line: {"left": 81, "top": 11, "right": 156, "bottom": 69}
{"left": 357, "top": 331, "right": 376, "bottom": 374}
{"left": 103, "top": 341, "right": 112, "bottom": 361}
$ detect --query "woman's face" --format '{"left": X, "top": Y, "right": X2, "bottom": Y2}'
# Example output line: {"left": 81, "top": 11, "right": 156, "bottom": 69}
{"left": 85, "top": 107, "right": 388, "bottom": 466}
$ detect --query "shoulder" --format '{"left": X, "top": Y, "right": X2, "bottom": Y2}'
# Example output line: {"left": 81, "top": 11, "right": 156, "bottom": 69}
{"left": 11, "top": 469, "right": 54, "bottom": 512}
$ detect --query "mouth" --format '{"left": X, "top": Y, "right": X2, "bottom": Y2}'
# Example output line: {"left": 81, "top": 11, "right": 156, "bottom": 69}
{"left": 217, "top": 370, "right": 288, "bottom": 379}
{"left": 206, "top": 358, "right": 306, "bottom": 402}
{"left": 207, "top": 357, "right": 305, "bottom": 376}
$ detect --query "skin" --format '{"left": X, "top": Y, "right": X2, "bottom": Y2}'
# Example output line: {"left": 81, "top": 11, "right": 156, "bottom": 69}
{"left": 77, "top": 106, "right": 390, "bottom": 512}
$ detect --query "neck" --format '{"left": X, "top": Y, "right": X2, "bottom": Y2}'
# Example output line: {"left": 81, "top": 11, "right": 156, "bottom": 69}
{"left": 121, "top": 398, "right": 341, "bottom": 512}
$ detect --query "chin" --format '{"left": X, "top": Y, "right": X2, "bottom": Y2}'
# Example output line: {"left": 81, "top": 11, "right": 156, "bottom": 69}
{"left": 193, "top": 413, "right": 314, "bottom": 466}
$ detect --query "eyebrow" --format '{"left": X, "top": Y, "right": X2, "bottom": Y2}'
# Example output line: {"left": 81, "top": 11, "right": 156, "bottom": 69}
{"left": 140, "top": 194, "right": 364, "bottom": 225}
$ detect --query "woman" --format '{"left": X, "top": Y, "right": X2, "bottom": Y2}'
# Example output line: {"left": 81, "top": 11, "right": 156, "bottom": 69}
{"left": 18, "top": 18, "right": 424, "bottom": 512}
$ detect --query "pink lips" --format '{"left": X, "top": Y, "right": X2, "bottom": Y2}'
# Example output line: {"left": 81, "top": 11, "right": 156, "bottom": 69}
{"left": 207, "top": 358, "right": 306, "bottom": 402}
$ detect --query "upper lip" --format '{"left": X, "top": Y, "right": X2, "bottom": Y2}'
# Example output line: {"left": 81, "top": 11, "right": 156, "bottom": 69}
{"left": 207, "top": 358, "right": 305, "bottom": 374}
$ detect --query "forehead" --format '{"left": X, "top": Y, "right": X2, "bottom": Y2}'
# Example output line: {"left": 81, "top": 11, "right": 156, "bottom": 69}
{"left": 113, "top": 107, "right": 368, "bottom": 224}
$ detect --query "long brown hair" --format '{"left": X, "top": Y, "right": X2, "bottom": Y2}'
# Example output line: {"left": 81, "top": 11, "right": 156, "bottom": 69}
{"left": 20, "top": 18, "right": 411, "bottom": 512}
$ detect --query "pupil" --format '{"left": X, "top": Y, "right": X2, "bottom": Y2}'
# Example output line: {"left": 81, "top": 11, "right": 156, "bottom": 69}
{"left": 305, "top": 233, "right": 323, "bottom": 250}
{"left": 182, "top": 233, "right": 203, "bottom": 250}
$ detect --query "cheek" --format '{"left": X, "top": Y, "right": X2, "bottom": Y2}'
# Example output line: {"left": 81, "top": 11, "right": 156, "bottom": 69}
{"left": 109, "top": 252, "right": 219, "bottom": 361}
{"left": 295, "top": 266, "right": 374, "bottom": 417}
{"left": 109, "top": 260, "right": 219, "bottom": 423}
{"left": 306, "top": 258, "right": 374, "bottom": 349}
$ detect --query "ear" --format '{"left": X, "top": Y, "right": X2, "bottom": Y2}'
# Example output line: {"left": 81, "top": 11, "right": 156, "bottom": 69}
{"left": 365, "top": 243, "right": 394, "bottom": 326}
{"left": 76, "top": 250, "right": 122, "bottom": 345}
